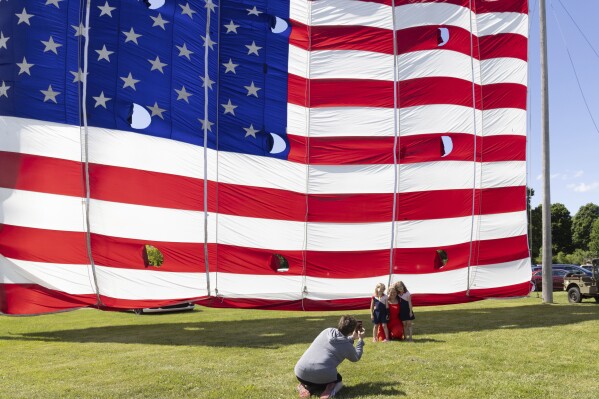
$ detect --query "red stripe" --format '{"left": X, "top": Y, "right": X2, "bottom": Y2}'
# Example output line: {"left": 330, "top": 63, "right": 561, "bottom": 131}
{"left": 0, "top": 284, "right": 96, "bottom": 315}
{"left": 0, "top": 280, "right": 530, "bottom": 314}
{"left": 288, "top": 75, "right": 526, "bottom": 110}
{"left": 1, "top": 151, "right": 525, "bottom": 221}
{"left": 196, "top": 281, "right": 531, "bottom": 310}
{"left": 479, "top": 33, "right": 528, "bottom": 62}
{"left": 287, "top": 134, "right": 526, "bottom": 165}
{"left": 0, "top": 283, "right": 205, "bottom": 315}
{"left": 0, "top": 151, "right": 83, "bottom": 196}
{"left": 0, "top": 225, "right": 88, "bottom": 264}
{"left": 290, "top": 23, "right": 526, "bottom": 62}
{"left": 361, "top": 0, "right": 528, "bottom": 14}
{"left": 0, "top": 163, "right": 525, "bottom": 223}
{"left": 1, "top": 224, "right": 528, "bottom": 276}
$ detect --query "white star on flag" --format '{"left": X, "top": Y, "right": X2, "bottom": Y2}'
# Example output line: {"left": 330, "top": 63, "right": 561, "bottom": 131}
{"left": 120, "top": 72, "right": 140, "bottom": 90}
{"left": 176, "top": 43, "right": 193, "bottom": 60}
{"left": 222, "top": 59, "right": 238, "bottom": 74}
{"left": 150, "top": 14, "right": 170, "bottom": 30}
{"left": 244, "top": 81, "right": 261, "bottom": 97}
{"left": 148, "top": 56, "right": 167, "bottom": 73}
{"left": 16, "top": 57, "right": 34, "bottom": 75}
{"left": 179, "top": 3, "right": 196, "bottom": 19}
{"left": 98, "top": 1, "right": 116, "bottom": 17}
{"left": 15, "top": 8, "right": 34, "bottom": 26}
{"left": 246, "top": 6, "right": 262, "bottom": 16}
{"left": 221, "top": 99, "right": 237, "bottom": 116}
{"left": 96, "top": 45, "right": 113, "bottom": 62}
{"left": 123, "top": 28, "right": 142, "bottom": 44}
{"left": 41, "top": 36, "right": 62, "bottom": 54}
{"left": 147, "top": 102, "right": 167, "bottom": 119}
{"left": 175, "top": 86, "right": 193, "bottom": 103}
{"left": 0, "top": 81, "right": 10, "bottom": 98}
{"left": 0, "top": 31, "right": 9, "bottom": 50}
{"left": 40, "top": 85, "right": 60, "bottom": 103}
{"left": 93, "top": 91, "right": 111, "bottom": 108}
{"left": 243, "top": 124, "right": 259, "bottom": 138}
{"left": 246, "top": 41, "right": 262, "bottom": 56}
{"left": 224, "top": 20, "right": 239, "bottom": 34}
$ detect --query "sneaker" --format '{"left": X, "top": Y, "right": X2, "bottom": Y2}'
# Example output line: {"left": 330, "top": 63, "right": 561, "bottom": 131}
{"left": 382, "top": 339, "right": 389, "bottom": 342}
{"left": 320, "top": 382, "right": 336, "bottom": 399}
{"left": 332, "top": 381, "right": 343, "bottom": 396}
{"left": 297, "top": 383, "right": 310, "bottom": 398}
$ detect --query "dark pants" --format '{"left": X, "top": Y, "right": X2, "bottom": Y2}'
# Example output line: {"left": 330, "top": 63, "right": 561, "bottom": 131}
{"left": 297, "top": 373, "right": 342, "bottom": 394}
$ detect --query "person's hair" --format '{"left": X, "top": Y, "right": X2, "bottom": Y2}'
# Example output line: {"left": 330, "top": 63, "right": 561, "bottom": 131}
{"left": 337, "top": 315, "right": 358, "bottom": 336}
{"left": 374, "top": 282, "right": 386, "bottom": 295}
{"left": 388, "top": 286, "right": 398, "bottom": 297}
{"left": 395, "top": 281, "right": 408, "bottom": 293}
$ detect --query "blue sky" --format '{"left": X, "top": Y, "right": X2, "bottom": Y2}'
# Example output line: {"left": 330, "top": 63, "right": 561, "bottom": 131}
{"left": 527, "top": 0, "right": 599, "bottom": 215}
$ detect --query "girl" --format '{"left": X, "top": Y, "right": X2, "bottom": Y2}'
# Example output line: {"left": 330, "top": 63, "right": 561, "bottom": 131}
{"left": 370, "top": 283, "right": 390, "bottom": 342}
{"left": 386, "top": 286, "right": 404, "bottom": 340}
{"left": 395, "top": 281, "right": 415, "bottom": 342}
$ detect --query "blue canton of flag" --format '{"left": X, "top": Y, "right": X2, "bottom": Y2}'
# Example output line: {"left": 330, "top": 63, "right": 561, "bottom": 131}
{"left": 0, "top": 0, "right": 291, "bottom": 159}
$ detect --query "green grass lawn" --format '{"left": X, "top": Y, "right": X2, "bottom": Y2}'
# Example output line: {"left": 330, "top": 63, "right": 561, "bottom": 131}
{"left": 1, "top": 292, "right": 598, "bottom": 399}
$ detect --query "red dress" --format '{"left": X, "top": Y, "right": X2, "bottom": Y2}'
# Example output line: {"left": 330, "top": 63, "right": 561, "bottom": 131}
{"left": 386, "top": 302, "right": 404, "bottom": 340}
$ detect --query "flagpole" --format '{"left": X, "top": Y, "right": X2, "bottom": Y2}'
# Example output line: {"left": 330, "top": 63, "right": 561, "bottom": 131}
{"left": 539, "top": 0, "right": 553, "bottom": 302}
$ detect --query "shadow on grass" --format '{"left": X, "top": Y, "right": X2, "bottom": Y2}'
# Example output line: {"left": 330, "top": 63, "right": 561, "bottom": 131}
{"left": 339, "top": 381, "right": 406, "bottom": 398}
{"left": 1, "top": 302, "right": 598, "bottom": 347}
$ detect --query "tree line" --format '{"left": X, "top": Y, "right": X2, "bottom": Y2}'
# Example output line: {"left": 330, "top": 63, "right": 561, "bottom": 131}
{"left": 528, "top": 189, "right": 599, "bottom": 264}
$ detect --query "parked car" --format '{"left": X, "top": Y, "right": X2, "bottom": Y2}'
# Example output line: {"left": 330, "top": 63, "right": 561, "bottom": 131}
{"left": 133, "top": 302, "right": 195, "bottom": 315}
{"left": 581, "top": 265, "right": 593, "bottom": 273}
{"left": 531, "top": 264, "right": 591, "bottom": 277}
{"left": 531, "top": 269, "right": 570, "bottom": 291}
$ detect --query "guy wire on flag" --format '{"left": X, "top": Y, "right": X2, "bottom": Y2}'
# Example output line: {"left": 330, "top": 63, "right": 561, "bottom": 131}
{"left": 527, "top": 0, "right": 538, "bottom": 262}
{"left": 300, "top": 1, "right": 314, "bottom": 311}
{"left": 202, "top": 1, "right": 215, "bottom": 297}
{"left": 79, "top": 0, "right": 103, "bottom": 307}
{"left": 213, "top": 0, "right": 223, "bottom": 299}
{"left": 466, "top": 0, "right": 479, "bottom": 296}
{"left": 551, "top": 1, "right": 599, "bottom": 136}
{"left": 388, "top": 0, "right": 400, "bottom": 289}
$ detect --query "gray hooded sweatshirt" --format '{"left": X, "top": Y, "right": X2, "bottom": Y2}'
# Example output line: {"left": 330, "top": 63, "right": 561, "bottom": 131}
{"left": 294, "top": 328, "right": 364, "bottom": 384}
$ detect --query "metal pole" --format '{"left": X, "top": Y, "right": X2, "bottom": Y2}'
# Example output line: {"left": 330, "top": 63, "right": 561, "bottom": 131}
{"left": 540, "top": 0, "right": 553, "bottom": 302}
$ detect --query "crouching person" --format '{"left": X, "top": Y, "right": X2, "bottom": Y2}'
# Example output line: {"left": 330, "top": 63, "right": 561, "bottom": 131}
{"left": 294, "top": 315, "right": 365, "bottom": 398}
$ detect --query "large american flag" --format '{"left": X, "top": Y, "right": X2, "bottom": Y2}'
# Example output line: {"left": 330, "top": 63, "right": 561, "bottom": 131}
{"left": 0, "top": 0, "right": 531, "bottom": 315}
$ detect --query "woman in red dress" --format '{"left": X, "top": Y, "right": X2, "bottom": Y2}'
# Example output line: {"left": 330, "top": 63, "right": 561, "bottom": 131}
{"left": 385, "top": 286, "right": 404, "bottom": 340}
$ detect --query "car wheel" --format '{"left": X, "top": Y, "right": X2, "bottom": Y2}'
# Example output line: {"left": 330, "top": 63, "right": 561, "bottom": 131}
{"left": 133, "top": 308, "right": 143, "bottom": 315}
{"left": 567, "top": 286, "right": 582, "bottom": 303}
{"left": 594, "top": 296, "right": 599, "bottom": 304}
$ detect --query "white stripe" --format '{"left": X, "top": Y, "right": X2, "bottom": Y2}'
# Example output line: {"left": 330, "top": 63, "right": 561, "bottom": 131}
{"left": 0, "top": 116, "right": 82, "bottom": 161}
{"left": 1, "top": 256, "right": 530, "bottom": 300}
{"left": 477, "top": 12, "right": 528, "bottom": 38}
{"left": 0, "top": 256, "right": 207, "bottom": 299}
{"left": 0, "top": 108, "right": 516, "bottom": 161}
{"left": 2, "top": 185, "right": 527, "bottom": 249}
{"left": 290, "top": 1, "right": 527, "bottom": 38}
{"left": 88, "top": 127, "right": 210, "bottom": 179}
{"left": 290, "top": 0, "right": 393, "bottom": 29}
{"left": 480, "top": 57, "right": 527, "bottom": 85}
{"left": 89, "top": 198, "right": 210, "bottom": 242}
{"left": 95, "top": 266, "right": 207, "bottom": 299}
{"left": 287, "top": 104, "right": 526, "bottom": 138}
{"left": 205, "top": 258, "right": 532, "bottom": 300}
{"left": 1, "top": 255, "right": 95, "bottom": 294}
{"left": 0, "top": 187, "right": 86, "bottom": 232}
{"left": 289, "top": 47, "right": 393, "bottom": 80}
{"left": 290, "top": 47, "right": 526, "bottom": 86}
